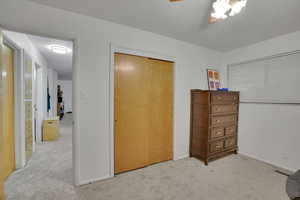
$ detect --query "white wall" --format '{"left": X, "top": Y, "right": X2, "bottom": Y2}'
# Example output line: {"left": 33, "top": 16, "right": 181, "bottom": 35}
{"left": 58, "top": 80, "right": 72, "bottom": 113}
{"left": 0, "top": 0, "right": 223, "bottom": 185}
{"left": 3, "top": 31, "right": 48, "bottom": 68}
{"left": 222, "top": 30, "right": 300, "bottom": 172}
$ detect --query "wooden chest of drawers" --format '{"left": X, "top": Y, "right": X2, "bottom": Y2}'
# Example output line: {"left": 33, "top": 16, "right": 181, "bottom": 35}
{"left": 190, "top": 90, "right": 239, "bottom": 165}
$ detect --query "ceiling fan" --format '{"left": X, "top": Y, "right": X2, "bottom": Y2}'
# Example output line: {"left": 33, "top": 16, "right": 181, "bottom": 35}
{"left": 169, "top": 0, "right": 247, "bottom": 23}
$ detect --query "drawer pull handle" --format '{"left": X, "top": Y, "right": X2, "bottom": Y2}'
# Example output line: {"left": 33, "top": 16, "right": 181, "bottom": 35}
{"left": 216, "top": 145, "right": 222, "bottom": 149}
{"left": 217, "top": 97, "right": 222, "bottom": 100}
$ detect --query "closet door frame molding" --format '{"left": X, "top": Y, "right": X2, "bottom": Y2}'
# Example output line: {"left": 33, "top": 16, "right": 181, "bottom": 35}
{"left": 109, "top": 43, "right": 177, "bottom": 177}
{"left": 2, "top": 33, "right": 26, "bottom": 169}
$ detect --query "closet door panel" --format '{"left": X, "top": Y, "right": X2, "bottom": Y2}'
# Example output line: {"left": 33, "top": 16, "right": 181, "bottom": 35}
{"left": 114, "top": 53, "right": 150, "bottom": 174}
{"left": 0, "top": 43, "right": 16, "bottom": 181}
{"left": 148, "top": 59, "right": 173, "bottom": 165}
{"left": 114, "top": 53, "right": 174, "bottom": 174}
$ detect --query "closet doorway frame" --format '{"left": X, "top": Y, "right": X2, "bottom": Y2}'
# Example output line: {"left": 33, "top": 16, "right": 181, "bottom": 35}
{"left": 109, "top": 44, "right": 177, "bottom": 177}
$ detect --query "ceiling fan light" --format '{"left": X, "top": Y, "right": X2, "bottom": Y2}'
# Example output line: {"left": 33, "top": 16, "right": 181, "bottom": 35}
{"left": 230, "top": 0, "right": 247, "bottom": 16}
{"left": 211, "top": 0, "right": 231, "bottom": 19}
{"left": 210, "top": 0, "right": 247, "bottom": 22}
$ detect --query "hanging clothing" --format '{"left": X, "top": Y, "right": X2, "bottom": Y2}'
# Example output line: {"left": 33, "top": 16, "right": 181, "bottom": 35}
{"left": 47, "top": 88, "right": 51, "bottom": 112}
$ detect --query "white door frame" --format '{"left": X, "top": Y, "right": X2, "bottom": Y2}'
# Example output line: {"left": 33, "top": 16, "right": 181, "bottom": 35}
{"left": 3, "top": 34, "right": 26, "bottom": 169}
{"left": 34, "top": 63, "right": 44, "bottom": 143}
{"left": 109, "top": 43, "right": 177, "bottom": 177}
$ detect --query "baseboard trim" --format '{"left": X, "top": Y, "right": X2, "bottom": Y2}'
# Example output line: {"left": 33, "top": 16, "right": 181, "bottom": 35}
{"left": 174, "top": 154, "right": 189, "bottom": 161}
{"left": 78, "top": 175, "right": 113, "bottom": 186}
{"left": 239, "top": 152, "right": 295, "bottom": 173}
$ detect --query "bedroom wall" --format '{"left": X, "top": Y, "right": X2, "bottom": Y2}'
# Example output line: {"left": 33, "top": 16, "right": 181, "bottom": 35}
{"left": 0, "top": 0, "right": 223, "bottom": 185}
{"left": 221, "top": 30, "right": 300, "bottom": 172}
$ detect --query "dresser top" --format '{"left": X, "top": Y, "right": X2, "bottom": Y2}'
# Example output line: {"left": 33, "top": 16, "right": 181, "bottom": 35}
{"left": 191, "top": 89, "right": 239, "bottom": 94}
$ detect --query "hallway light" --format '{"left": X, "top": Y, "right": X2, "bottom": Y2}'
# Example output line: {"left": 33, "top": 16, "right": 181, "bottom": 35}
{"left": 47, "top": 44, "right": 72, "bottom": 54}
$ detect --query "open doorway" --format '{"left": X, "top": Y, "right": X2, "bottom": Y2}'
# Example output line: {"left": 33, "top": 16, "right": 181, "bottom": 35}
{"left": 1, "top": 30, "right": 75, "bottom": 199}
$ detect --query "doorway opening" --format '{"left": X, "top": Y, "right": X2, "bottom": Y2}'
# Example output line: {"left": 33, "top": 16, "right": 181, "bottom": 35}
{"left": 1, "top": 29, "right": 75, "bottom": 199}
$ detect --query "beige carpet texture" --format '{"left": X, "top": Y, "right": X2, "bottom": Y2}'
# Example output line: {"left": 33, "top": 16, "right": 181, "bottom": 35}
{"left": 5, "top": 114, "right": 289, "bottom": 200}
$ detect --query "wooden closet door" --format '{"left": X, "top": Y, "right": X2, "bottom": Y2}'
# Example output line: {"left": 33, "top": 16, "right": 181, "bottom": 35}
{"left": 148, "top": 59, "right": 173, "bottom": 164}
{"left": 0, "top": 43, "right": 15, "bottom": 181}
{"left": 0, "top": 28, "right": 5, "bottom": 200}
{"left": 114, "top": 53, "right": 173, "bottom": 174}
{"left": 114, "top": 53, "right": 151, "bottom": 174}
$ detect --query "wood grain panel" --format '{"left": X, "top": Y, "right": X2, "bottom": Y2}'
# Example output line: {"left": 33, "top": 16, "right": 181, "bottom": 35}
{"left": 209, "top": 141, "right": 224, "bottom": 153}
{"left": 210, "top": 127, "right": 224, "bottom": 139}
{"left": 225, "top": 137, "right": 236, "bottom": 149}
{"left": 211, "top": 92, "right": 239, "bottom": 104}
{"left": 148, "top": 58, "right": 173, "bottom": 164}
{"left": 211, "top": 114, "right": 237, "bottom": 127}
{"left": 0, "top": 28, "right": 5, "bottom": 200}
{"left": 211, "top": 104, "right": 238, "bottom": 114}
{"left": 114, "top": 53, "right": 150, "bottom": 174}
{"left": 225, "top": 126, "right": 236, "bottom": 136}
{"left": 190, "top": 90, "right": 239, "bottom": 165}
{"left": 0, "top": 43, "right": 15, "bottom": 182}
{"left": 0, "top": 181, "right": 4, "bottom": 200}
{"left": 114, "top": 53, "right": 173, "bottom": 174}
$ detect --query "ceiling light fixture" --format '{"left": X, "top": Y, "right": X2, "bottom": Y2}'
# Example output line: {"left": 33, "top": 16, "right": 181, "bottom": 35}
{"left": 47, "top": 44, "right": 72, "bottom": 54}
{"left": 2, "top": 71, "right": 7, "bottom": 77}
{"left": 210, "top": 0, "right": 247, "bottom": 23}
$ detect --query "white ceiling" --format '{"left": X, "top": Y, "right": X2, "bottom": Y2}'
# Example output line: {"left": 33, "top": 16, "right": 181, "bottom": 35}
{"left": 28, "top": 34, "right": 73, "bottom": 80}
{"left": 29, "top": 0, "right": 300, "bottom": 52}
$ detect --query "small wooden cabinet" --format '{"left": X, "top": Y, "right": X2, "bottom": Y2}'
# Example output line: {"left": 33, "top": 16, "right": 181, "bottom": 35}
{"left": 190, "top": 90, "right": 239, "bottom": 165}
{"left": 42, "top": 118, "right": 59, "bottom": 141}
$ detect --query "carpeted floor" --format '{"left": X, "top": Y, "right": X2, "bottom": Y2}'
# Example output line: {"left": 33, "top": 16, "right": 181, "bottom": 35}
{"left": 5, "top": 113, "right": 77, "bottom": 200}
{"left": 5, "top": 114, "right": 289, "bottom": 200}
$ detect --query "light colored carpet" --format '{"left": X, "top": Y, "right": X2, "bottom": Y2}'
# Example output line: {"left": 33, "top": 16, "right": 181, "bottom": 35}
{"left": 5, "top": 113, "right": 78, "bottom": 200}
{"left": 5, "top": 114, "right": 289, "bottom": 200}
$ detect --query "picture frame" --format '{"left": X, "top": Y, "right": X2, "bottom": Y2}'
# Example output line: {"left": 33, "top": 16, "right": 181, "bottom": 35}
{"left": 207, "top": 69, "right": 221, "bottom": 91}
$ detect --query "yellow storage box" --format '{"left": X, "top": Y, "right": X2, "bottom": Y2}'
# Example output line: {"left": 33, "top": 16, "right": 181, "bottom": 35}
{"left": 42, "top": 117, "right": 59, "bottom": 141}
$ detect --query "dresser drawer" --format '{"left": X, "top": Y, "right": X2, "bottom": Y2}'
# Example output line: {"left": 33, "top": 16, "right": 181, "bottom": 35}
{"left": 210, "top": 127, "right": 224, "bottom": 139}
{"left": 225, "top": 126, "right": 236, "bottom": 136}
{"left": 209, "top": 141, "right": 224, "bottom": 153}
{"left": 211, "top": 115, "right": 237, "bottom": 126}
{"left": 211, "top": 104, "right": 238, "bottom": 114}
{"left": 225, "top": 138, "right": 236, "bottom": 149}
{"left": 211, "top": 93, "right": 238, "bottom": 104}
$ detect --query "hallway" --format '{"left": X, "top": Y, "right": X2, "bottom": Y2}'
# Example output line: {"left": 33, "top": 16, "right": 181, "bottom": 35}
{"left": 4, "top": 114, "right": 78, "bottom": 200}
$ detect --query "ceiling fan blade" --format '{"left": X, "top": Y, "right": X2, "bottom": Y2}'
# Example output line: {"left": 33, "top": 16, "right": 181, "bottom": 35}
{"left": 169, "top": 0, "right": 184, "bottom": 2}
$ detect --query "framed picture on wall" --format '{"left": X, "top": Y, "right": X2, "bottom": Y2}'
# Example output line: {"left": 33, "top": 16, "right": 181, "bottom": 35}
{"left": 207, "top": 69, "right": 221, "bottom": 90}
